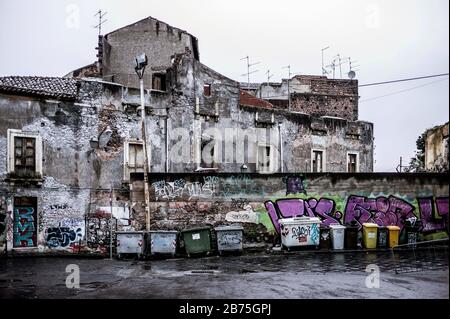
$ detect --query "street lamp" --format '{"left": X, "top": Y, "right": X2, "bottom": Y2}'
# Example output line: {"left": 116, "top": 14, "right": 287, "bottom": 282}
{"left": 134, "top": 53, "right": 148, "bottom": 79}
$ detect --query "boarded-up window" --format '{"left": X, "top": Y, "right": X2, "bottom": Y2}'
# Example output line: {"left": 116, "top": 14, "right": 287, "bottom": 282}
{"left": 14, "top": 137, "right": 35, "bottom": 174}
{"left": 348, "top": 153, "right": 358, "bottom": 172}
{"left": 312, "top": 150, "right": 324, "bottom": 172}
{"left": 152, "top": 73, "right": 166, "bottom": 91}
{"left": 201, "top": 137, "right": 215, "bottom": 168}
{"left": 124, "top": 141, "right": 145, "bottom": 181}
{"left": 257, "top": 145, "right": 272, "bottom": 173}
{"left": 128, "top": 143, "right": 144, "bottom": 173}
{"left": 203, "top": 84, "right": 211, "bottom": 96}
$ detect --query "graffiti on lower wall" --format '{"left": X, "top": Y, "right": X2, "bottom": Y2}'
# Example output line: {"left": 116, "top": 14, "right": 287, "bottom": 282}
{"left": 225, "top": 205, "right": 259, "bottom": 224}
{"left": 343, "top": 195, "right": 416, "bottom": 231}
{"left": 265, "top": 198, "right": 343, "bottom": 234}
{"left": 283, "top": 175, "right": 307, "bottom": 195}
{"left": 418, "top": 197, "right": 448, "bottom": 233}
{"left": 265, "top": 195, "right": 449, "bottom": 235}
{"left": 0, "top": 197, "right": 6, "bottom": 244}
{"left": 13, "top": 206, "right": 37, "bottom": 247}
{"left": 45, "top": 218, "right": 85, "bottom": 249}
{"left": 152, "top": 176, "right": 219, "bottom": 200}
{"left": 46, "top": 227, "right": 82, "bottom": 248}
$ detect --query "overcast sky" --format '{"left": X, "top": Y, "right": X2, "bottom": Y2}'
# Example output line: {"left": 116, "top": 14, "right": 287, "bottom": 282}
{"left": 0, "top": 0, "right": 448, "bottom": 172}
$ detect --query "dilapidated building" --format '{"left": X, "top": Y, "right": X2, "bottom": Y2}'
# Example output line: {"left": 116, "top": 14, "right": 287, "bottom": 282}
{"left": 424, "top": 122, "right": 449, "bottom": 172}
{"left": 0, "top": 16, "right": 404, "bottom": 257}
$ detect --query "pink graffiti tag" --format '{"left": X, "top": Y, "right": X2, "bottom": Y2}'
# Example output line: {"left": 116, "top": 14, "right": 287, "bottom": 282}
{"left": 265, "top": 198, "right": 342, "bottom": 234}
{"left": 418, "top": 197, "right": 449, "bottom": 233}
{"left": 343, "top": 195, "right": 416, "bottom": 231}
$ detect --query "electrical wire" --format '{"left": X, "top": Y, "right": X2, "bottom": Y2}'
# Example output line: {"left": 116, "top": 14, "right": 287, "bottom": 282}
{"left": 359, "top": 78, "right": 449, "bottom": 103}
{"left": 358, "top": 73, "right": 449, "bottom": 87}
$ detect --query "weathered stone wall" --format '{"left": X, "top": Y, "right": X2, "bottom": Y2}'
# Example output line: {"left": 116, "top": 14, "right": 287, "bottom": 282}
{"left": 101, "top": 16, "right": 199, "bottom": 88}
{"left": 255, "top": 75, "right": 358, "bottom": 121}
{"left": 147, "top": 173, "right": 449, "bottom": 243}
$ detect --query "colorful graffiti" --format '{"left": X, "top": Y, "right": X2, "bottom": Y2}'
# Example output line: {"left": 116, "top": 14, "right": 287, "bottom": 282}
{"left": 418, "top": 197, "right": 449, "bottom": 233}
{"left": 343, "top": 195, "right": 416, "bottom": 231}
{"left": 280, "top": 223, "right": 320, "bottom": 246}
{"left": 265, "top": 198, "right": 342, "bottom": 234}
{"left": 13, "top": 207, "right": 36, "bottom": 247}
{"left": 46, "top": 227, "right": 83, "bottom": 248}
{"left": 265, "top": 195, "right": 449, "bottom": 235}
{"left": 152, "top": 176, "right": 219, "bottom": 200}
{"left": 219, "top": 175, "right": 266, "bottom": 197}
{"left": 0, "top": 197, "right": 6, "bottom": 242}
{"left": 283, "top": 175, "right": 307, "bottom": 195}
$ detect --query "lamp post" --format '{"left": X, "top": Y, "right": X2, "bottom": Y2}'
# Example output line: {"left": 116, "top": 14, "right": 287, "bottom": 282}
{"left": 134, "top": 53, "right": 151, "bottom": 231}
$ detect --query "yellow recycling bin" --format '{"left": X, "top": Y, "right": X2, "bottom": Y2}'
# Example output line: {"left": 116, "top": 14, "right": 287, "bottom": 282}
{"left": 362, "top": 223, "right": 378, "bottom": 249}
{"left": 387, "top": 225, "right": 401, "bottom": 248}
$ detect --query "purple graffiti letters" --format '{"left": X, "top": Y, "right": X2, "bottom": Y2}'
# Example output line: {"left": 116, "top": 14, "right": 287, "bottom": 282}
{"left": 418, "top": 197, "right": 449, "bottom": 233}
{"left": 284, "top": 175, "right": 307, "bottom": 195}
{"left": 344, "top": 195, "right": 415, "bottom": 231}
{"left": 265, "top": 198, "right": 342, "bottom": 234}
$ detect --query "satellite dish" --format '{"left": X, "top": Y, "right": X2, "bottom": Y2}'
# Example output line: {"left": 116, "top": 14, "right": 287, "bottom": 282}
{"left": 348, "top": 70, "right": 356, "bottom": 79}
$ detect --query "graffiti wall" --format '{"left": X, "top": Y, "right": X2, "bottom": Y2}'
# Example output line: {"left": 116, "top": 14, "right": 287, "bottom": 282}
{"left": 0, "top": 196, "right": 6, "bottom": 251}
{"left": 148, "top": 173, "right": 449, "bottom": 240}
{"left": 13, "top": 197, "right": 38, "bottom": 248}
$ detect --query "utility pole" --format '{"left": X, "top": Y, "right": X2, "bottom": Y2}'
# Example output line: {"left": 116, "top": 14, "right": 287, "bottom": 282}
{"left": 109, "top": 187, "right": 113, "bottom": 259}
{"left": 134, "top": 54, "right": 151, "bottom": 231}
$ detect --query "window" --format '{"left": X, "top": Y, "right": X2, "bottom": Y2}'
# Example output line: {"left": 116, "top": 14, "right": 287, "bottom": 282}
{"left": 152, "top": 73, "right": 166, "bottom": 91}
{"left": 311, "top": 150, "right": 325, "bottom": 172}
{"left": 257, "top": 144, "right": 273, "bottom": 173}
{"left": 123, "top": 140, "right": 145, "bottom": 181}
{"left": 203, "top": 84, "right": 211, "bottom": 96}
{"left": 347, "top": 152, "right": 359, "bottom": 172}
{"left": 200, "top": 134, "right": 216, "bottom": 168}
{"left": 7, "top": 129, "right": 42, "bottom": 179}
{"left": 14, "top": 137, "right": 35, "bottom": 173}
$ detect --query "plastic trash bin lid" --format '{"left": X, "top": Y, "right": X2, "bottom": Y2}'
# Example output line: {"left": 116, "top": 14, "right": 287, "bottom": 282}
{"left": 214, "top": 225, "right": 244, "bottom": 231}
{"left": 362, "top": 223, "right": 379, "bottom": 228}
{"left": 329, "top": 224, "right": 346, "bottom": 229}
{"left": 115, "top": 231, "right": 145, "bottom": 234}
{"left": 148, "top": 230, "right": 179, "bottom": 234}
{"left": 181, "top": 226, "right": 211, "bottom": 233}
{"left": 279, "top": 217, "right": 321, "bottom": 225}
{"left": 386, "top": 225, "right": 400, "bottom": 230}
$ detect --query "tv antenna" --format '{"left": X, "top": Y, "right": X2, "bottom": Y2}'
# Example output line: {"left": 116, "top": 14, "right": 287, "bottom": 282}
{"left": 241, "top": 56, "right": 260, "bottom": 88}
{"left": 93, "top": 10, "right": 108, "bottom": 35}
{"left": 321, "top": 46, "right": 330, "bottom": 75}
{"left": 265, "top": 69, "right": 273, "bottom": 83}
{"left": 347, "top": 57, "right": 360, "bottom": 79}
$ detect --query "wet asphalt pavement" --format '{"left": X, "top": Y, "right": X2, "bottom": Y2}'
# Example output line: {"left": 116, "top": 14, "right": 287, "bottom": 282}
{"left": 0, "top": 251, "right": 448, "bottom": 299}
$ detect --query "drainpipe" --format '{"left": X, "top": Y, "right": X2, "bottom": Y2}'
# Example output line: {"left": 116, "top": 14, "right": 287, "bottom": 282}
{"left": 109, "top": 187, "right": 113, "bottom": 260}
{"left": 278, "top": 123, "right": 284, "bottom": 173}
{"left": 165, "top": 116, "right": 169, "bottom": 172}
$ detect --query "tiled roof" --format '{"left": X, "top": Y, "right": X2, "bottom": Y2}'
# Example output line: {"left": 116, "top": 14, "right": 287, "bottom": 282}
{"left": 0, "top": 76, "right": 78, "bottom": 100}
{"left": 239, "top": 90, "right": 273, "bottom": 109}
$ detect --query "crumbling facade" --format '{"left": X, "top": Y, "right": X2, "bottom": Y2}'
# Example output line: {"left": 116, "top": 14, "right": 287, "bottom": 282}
{"left": 424, "top": 122, "right": 449, "bottom": 172}
{"left": 0, "top": 16, "right": 396, "bottom": 257}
